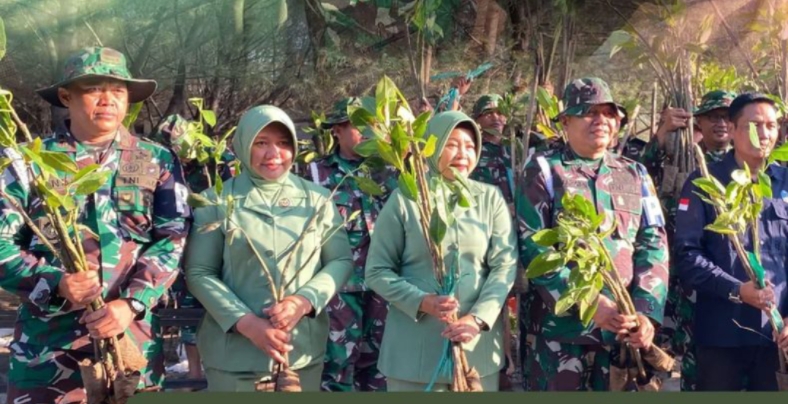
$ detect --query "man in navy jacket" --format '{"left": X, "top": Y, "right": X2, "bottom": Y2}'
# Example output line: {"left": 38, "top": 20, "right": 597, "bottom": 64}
{"left": 674, "top": 93, "right": 788, "bottom": 391}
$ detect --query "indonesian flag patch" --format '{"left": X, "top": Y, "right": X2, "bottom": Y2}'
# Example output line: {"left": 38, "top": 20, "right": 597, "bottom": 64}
{"left": 678, "top": 198, "right": 690, "bottom": 211}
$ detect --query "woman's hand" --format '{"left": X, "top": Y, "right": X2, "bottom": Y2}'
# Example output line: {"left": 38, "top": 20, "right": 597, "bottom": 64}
{"left": 265, "top": 295, "right": 313, "bottom": 332}
{"left": 441, "top": 315, "right": 481, "bottom": 343}
{"left": 236, "top": 313, "right": 292, "bottom": 364}
{"left": 419, "top": 294, "right": 459, "bottom": 323}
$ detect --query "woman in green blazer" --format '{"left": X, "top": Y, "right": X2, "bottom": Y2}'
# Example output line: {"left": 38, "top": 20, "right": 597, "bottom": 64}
{"left": 365, "top": 111, "right": 518, "bottom": 391}
{"left": 185, "top": 105, "right": 353, "bottom": 391}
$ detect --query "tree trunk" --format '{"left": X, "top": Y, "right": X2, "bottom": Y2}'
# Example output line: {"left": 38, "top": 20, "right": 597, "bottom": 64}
{"left": 304, "top": 0, "right": 327, "bottom": 73}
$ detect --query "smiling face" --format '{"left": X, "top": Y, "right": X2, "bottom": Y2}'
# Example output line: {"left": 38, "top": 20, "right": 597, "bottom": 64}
{"left": 57, "top": 77, "right": 129, "bottom": 140}
{"left": 437, "top": 126, "right": 477, "bottom": 181}
{"left": 696, "top": 108, "right": 732, "bottom": 150}
{"left": 249, "top": 123, "right": 295, "bottom": 181}
{"left": 561, "top": 103, "right": 621, "bottom": 159}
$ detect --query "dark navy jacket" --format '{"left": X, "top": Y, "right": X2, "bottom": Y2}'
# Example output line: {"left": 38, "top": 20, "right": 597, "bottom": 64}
{"left": 674, "top": 151, "right": 788, "bottom": 347}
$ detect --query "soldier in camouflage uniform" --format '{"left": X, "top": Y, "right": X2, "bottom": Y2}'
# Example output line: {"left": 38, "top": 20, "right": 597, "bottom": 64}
{"left": 515, "top": 77, "right": 669, "bottom": 391}
{"left": 642, "top": 90, "right": 735, "bottom": 391}
{"left": 303, "top": 97, "right": 398, "bottom": 392}
{"left": 150, "top": 114, "right": 236, "bottom": 380}
{"left": 0, "top": 47, "right": 191, "bottom": 403}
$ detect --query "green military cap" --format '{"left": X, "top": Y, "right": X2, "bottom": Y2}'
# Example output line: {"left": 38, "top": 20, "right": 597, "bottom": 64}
{"left": 36, "top": 47, "right": 157, "bottom": 108}
{"left": 322, "top": 97, "right": 377, "bottom": 129}
{"left": 472, "top": 94, "right": 503, "bottom": 118}
{"left": 694, "top": 90, "right": 737, "bottom": 116}
{"left": 557, "top": 77, "right": 627, "bottom": 125}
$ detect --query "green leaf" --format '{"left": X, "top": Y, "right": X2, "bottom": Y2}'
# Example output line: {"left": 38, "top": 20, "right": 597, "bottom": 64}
{"left": 21, "top": 145, "right": 54, "bottom": 177}
{"left": 73, "top": 164, "right": 101, "bottom": 182}
{"left": 40, "top": 151, "right": 78, "bottom": 174}
{"left": 123, "top": 102, "right": 143, "bottom": 129}
{"left": 354, "top": 139, "right": 379, "bottom": 158}
{"left": 704, "top": 222, "right": 738, "bottom": 235}
{"left": 769, "top": 142, "right": 788, "bottom": 164}
{"left": 349, "top": 108, "right": 377, "bottom": 131}
{"left": 74, "top": 170, "right": 111, "bottom": 195}
{"left": 555, "top": 290, "right": 578, "bottom": 316}
{"left": 428, "top": 208, "right": 448, "bottom": 245}
{"left": 215, "top": 174, "right": 224, "bottom": 196}
{"left": 692, "top": 177, "right": 725, "bottom": 198}
{"left": 731, "top": 169, "right": 750, "bottom": 186}
{"left": 531, "top": 228, "right": 560, "bottom": 247}
{"left": 412, "top": 111, "right": 431, "bottom": 139}
{"left": 377, "top": 140, "right": 401, "bottom": 171}
{"left": 0, "top": 17, "right": 6, "bottom": 62}
{"left": 423, "top": 135, "right": 438, "bottom": 158}
{"left": 353, "top": 176, "right": 384, "bottom": 196}
{"left": 0, "top": 157, "right": 11, "bottom": 173}
{"left": 398, "top": 172, "right": 419, "bottom": 201}
{"left": 188, "top": 193, "right": 215, "bottom": 208}
{"left": 391, "top": 123, "right": 409, "bottom": 157}
{"left": 525, "top": 250, "right": 565, "bottom": 278}
{"left": 758, "top": 172, "right": 773, "bottom": 199}
{"left": 201, "top": 110, "right": 217, "bottom": 128}
{"left": 749, "top": 122, "right": 761, "bottom": 150}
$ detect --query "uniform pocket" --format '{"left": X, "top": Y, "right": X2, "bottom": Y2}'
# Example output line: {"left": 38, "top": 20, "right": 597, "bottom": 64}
{"left": 115, "top": 186, "right": 153, "bottom": 243}
{"left": 611, "top": 192, "right": 642, "bottom": 242}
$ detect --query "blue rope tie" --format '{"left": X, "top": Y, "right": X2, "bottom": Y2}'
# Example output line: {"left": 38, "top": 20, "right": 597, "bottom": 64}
{"left": 425, "top": 250, "right": 460, "bottom": 392}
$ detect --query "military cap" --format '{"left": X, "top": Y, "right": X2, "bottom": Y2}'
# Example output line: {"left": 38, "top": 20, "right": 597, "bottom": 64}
{"left": 472, "top": 94, "right": 503, "bottom": 118}
{"left": 557, "top": 77, "right": 627, "bottom": 125}
{"left": 37, "top": 47, "right": 157, "bottom": 108}
{"left": 694, "top": 90, "right": 737, "bottom": 116}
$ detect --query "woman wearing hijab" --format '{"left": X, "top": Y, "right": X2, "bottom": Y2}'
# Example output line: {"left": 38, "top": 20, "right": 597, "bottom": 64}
{"left": 365, "top": 111, "right": 518, "bottom": 391}
{"left": 185, "top": 105, "right": 353, "bottom": 391}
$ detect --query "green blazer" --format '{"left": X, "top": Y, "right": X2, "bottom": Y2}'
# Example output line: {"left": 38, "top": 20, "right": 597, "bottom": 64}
{"left": 185, "top": 172, "right": 353, "bottom": 373}
{"left": 365, "top": 180, "right": 517, "bottom": 384}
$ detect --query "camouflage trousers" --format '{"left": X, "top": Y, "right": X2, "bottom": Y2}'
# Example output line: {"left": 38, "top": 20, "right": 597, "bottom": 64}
{"left": 658, "top": 269, "right": 697, "bottom": 391}
{"left": 525, "top": 337, "right": 611, "bottom": 391}
{"left": 8, "top": 328, "right": 165, "bottom": 403}
{"left": 320, "top": 291, "right": 388, "bottom": 392}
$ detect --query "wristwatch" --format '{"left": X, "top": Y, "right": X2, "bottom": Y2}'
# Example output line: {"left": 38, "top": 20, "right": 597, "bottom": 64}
{"left": 728, "top": 284, "right": 743, "bottom": 304}
{"left": 126, "top": 298, "right": 146, "bottom": 317}
{"left": 472, "top": 315, "right": 487, "bottom": 330}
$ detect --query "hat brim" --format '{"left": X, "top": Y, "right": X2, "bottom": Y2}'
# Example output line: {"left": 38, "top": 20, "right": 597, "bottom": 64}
{"left": 693, "top": 106, "right": 729, "bottom": 117}
{"left": 36, "top": 74, "right": 157, "bottom": 108}
{"left": 554, "top": 103, "right": 628, "bottom": 124}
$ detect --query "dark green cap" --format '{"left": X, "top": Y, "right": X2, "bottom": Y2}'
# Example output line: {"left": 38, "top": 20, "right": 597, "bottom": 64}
{"left": 694, "top": 90, "right": 737, "bottom": 116}
{"left": 36, "top": 47, "right": 157, "bottom": 108}
{"left": 322, "top": 97, "right": 377, "bottom": 129}
{"left": 472, "top": 94, "right": 503, "bottom": 118}
{"left": 558, "top": 77, "right": 627, "bottom": 124}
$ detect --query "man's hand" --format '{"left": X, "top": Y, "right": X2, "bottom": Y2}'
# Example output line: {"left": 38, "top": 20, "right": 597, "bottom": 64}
{"left": 592, "top": 295, "right": 637, "bottom": 335}
{"left": 655, "top": 107, "right": 692, "bottom": 148}
{"left": 626, "top": 314, "right": 655, "bottom": 349}
{"left": 775, "top": 318, "right": 788, "bottom": 351}
{"left": 236, "top": 313, "right": 292, "bottom": 364}
{"left": 740, "top": 281, "right": 776, "bottom": 311}
{"left": 79, "top": 299, "right": 136, "bottom": 339}
{"left": 58, "top": 263, "right": 102, "bottom": 307}
{"left": 264, "top": 295, "right": 313, "bottom": 332}
{"left": 441, "top": 315, "right": 481, "bottom": 343}
{"left": 451, "top": 76, "right": 472, "bottom": 97}
{"left": 419, "top": 295, "right": 459, "bottom": 323}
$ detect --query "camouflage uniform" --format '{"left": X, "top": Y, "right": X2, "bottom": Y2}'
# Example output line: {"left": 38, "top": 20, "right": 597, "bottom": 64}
{"left": 306, "top": 98, "right": 399, "bottom": 392}
{"left": 1, "top": 47, "right": 191, "bottom": 403}
{"left": 643, "top": 90, "right": 735, "bottom": 391}
{"left": 150, "top": 115, "right": 236, "bottom": 347}
{"left": 516, "top": 78, "right": 669, "bottom": 391}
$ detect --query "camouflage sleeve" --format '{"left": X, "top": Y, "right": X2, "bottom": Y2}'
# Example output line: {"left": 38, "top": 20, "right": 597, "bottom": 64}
{"left": 219, "top": 151, "right": 236, "bottom": 181}
{"left": 294, "top": 194, "right": 353, "bottom": 316}
{"left": 638, "top": 137, "right": 664, "bottom": 181}
{"left": 365, "top": 191, "right": 430, "bottom": 321}
{"left": 0, "top": 154, "right": 67, "bottom": 312}
{"left": 468, "top": 187, "right": 517, "bottom": 328}
{"left": 120, "top": 153, "right": 191, "bottom": 310}
{"left": 515, "top": 158, "right": 571, "bottom": 312}
{"left": 630, "top": 164, "right": 669, "bottom": 325}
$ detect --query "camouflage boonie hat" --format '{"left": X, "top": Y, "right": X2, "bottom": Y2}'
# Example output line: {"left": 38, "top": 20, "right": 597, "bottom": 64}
{"left": 151, "top": 114, "right": 189, "bottom": 150}
{"left": 472, "top": 94, "right": 503, "bottom": 118}
{"left": 694, "top": 90, "right": 737, "bottom": 116}
{"left": 557, "top": 77, "right": 627, "bottom": 124}
{"left": 36, "top": 47, "right": 157, "bottom": 108}
{"left": 322, "top": 97, "right": 376, "bottom": 129}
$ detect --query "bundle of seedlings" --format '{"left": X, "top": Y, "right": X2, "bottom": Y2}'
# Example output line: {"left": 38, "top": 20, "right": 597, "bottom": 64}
{"left": 691, "top": 133, "right": 788, "bottom": 390}
{"left": 188, "top": 160, "right": 380, "bottom": 392}
{"left": 351, "top": 76, "right": 481, "bottom": 391}
{"left": 0, "top": 92, "right": 141, "bottom": 403}
{"left": 526, "top": 193, "right": 675, "bottom": 392}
